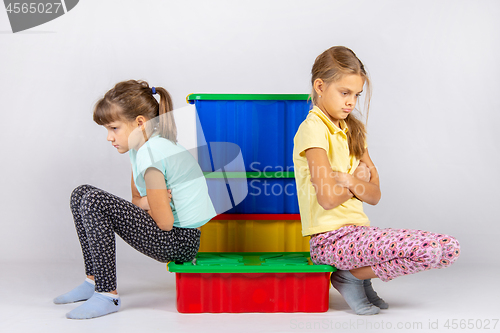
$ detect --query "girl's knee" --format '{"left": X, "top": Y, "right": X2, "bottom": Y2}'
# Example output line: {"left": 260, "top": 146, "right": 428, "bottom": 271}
{"left": 418, "top": 238, "right": 460, "bottom": 269}
{"left": 82, "top": 189, "right": 101, "bottom": 203}
{"left": 70, "top": 184, "right": 95, "bottom": 202}
{"left": 417, "top": 233, "right": 460, "bottom": 266}
{"left": 412, "top": 240, "right": 444, "bottom": 268}
{"left": 439, "top": 235, "right": 460, "bottom": 265}
{"left": 447, "top": 235, "right": 460, "bottom": 251}
{"left": 79, "top": 188, "right": 108, "bottom": 214}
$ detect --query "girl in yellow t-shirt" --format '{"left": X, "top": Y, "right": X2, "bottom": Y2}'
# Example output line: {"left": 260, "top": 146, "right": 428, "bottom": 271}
{"left": 293, "top": 46, "right": 460, "bottom": 315}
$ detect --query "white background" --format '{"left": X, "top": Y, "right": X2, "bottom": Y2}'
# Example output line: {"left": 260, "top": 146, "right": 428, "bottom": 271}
{"left": 1, "top": 0, "right": 499, "bottom": 268}
{"left": 1, "top": 1, "right": 500, "bottom": 332}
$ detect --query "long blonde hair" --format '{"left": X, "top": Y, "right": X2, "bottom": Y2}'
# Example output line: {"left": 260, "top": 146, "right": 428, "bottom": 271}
{"left": 93, "top": 80, "right": 177, "bottom": 143}
{"left": 311, "top": 46, "right": 371, "bottom": 159}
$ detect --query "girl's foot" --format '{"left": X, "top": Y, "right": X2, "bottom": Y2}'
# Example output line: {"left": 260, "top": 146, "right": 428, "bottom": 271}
{"left": 330, "top": 270, "right": 380, "bottom": 315}
{"left": 363, "top": 279, "right": 389, "bottom": 309}
{"left": 66, "top": 292, "right": 121, "bottom": 319}
{"left": 53, "top": 278, "right": 95, "bottom": 304}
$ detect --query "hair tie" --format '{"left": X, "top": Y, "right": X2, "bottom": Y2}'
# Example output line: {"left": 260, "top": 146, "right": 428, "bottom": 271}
{"left": 151, "top": 87, "right": 156, "bottom": 95}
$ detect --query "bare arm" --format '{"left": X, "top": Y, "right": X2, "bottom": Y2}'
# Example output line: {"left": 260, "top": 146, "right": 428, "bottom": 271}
{"left": 144, "top": 167, "right": 175, "bottom": 231}
{"left": 305, "top": 147, "right": 354, "bottom": 210}
{"left": 344, "top": 149, "right": 381, "bottom": 205}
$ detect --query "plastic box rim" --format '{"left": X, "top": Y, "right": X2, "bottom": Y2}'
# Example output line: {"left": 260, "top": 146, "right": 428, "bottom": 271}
{"left": 187, "top": 93, "right": 310, "bottom": 103}
{"left": 167, "top": 252, "right": 335, "bottom": 273}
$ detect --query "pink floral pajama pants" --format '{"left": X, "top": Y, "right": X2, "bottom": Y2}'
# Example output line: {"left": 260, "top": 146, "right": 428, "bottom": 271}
{"left": 310, "top": 225, "right": 460, "bottom": 282}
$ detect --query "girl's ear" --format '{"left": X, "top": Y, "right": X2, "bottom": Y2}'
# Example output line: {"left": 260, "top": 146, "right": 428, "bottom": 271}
{"left": 313, "top": 78, "right": 325, "bottom": 95}
{"left": 135, "top": 115, "right": 147, "bottom": 127}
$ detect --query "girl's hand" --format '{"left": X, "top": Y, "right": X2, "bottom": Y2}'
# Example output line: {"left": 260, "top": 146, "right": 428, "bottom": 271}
{"left": 332, "top": 171, "right": 353, "bottom": 188}
{"left": 138, "top": 189, "right": 171, "bottom": 210}
{"left": 353, "top": 162, "right": 371, "bottom": 183}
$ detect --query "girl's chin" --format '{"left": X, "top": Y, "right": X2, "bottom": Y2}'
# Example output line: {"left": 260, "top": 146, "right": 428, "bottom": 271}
{"left": 116, "top": 147, "right": 129, "bottom": 154}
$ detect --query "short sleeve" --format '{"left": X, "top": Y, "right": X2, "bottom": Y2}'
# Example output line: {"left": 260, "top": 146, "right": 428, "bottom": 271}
{"left": 135, "top": 145, "right": 167, "bottom": 188}
{"left": 294, "top": 117, "right": 329, "bottom": 158}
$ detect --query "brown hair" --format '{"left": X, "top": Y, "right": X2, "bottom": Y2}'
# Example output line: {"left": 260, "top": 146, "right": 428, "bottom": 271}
{"left": 311, "top": 46, "right": 371, "bottom": 159}
{"left": 93, "top": 80, "right": 177, "bottom": 143}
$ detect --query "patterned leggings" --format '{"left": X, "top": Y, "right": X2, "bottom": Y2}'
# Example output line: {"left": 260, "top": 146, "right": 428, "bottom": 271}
{"left": 310, "top": 225, "right": 460, "bottom": 282}
{"left": 70, "top": 184, "right": 201, "bottom": 292}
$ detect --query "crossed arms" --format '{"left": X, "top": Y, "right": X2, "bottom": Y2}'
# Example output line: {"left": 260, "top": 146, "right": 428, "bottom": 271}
{"left": 305, "top": 147, "right": 381, "bottom": 210}
{"left": 131, "top": 168, "right": 174, "bottom": 231}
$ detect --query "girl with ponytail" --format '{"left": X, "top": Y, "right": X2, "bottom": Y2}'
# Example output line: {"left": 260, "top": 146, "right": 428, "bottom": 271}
{"left": 54, "top": 80, "right": 215, "bottom": 319}
{"left": 293, "top": 47, "right": 460, "bottom": 315}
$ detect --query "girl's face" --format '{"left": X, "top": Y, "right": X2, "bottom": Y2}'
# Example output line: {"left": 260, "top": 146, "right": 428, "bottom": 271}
{"left": 314, "top": 74, "right": 365, "bottom": 128}
{"left": 104, "top": 120, "right": 139, "bottom": 154}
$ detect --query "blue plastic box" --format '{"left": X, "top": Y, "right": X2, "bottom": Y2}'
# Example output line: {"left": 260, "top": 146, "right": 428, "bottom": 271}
{"left": 188, "top": 94, "right": 311, "bottom": 172}
{"left": 205, "top": 176, "right": 299, "bottom": 214}
{"left": 188, "top": 94, "right": 308, "bottom": 214}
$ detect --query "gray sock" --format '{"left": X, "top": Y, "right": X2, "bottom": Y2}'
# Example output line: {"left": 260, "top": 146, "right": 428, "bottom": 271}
{"left": 330, "top": 270, "right": 380, "bottom": 315}
{"left": 363, "top": 279, "right": 389, "bottom": 309}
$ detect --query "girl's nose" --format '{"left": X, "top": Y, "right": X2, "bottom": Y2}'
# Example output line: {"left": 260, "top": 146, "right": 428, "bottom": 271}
{"left": 347, "top": 96, "right": 356, "bottom": 106}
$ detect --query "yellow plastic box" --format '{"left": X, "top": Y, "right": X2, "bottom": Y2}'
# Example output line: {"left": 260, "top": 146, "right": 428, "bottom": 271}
{"left": 199, "top": 215, "right": 309, "bottom": 252}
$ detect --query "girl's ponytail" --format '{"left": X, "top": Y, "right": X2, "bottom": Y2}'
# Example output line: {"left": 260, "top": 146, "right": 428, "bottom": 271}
{"left": 154, "top": 87, "right": 177, "bottom": 143}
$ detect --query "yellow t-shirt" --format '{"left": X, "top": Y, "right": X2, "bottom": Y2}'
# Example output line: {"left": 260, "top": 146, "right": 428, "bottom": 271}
{"left": 293, "top": 106, "right": 370, "bottom": 236}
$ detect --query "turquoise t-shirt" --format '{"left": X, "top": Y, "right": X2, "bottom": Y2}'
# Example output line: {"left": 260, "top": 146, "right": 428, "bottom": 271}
{"left": 129, "top": 135, "right": 216, "bottom": 229}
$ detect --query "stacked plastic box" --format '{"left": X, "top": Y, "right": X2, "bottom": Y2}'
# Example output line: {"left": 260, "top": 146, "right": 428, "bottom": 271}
{"left": 167, "top": 94, "right": 335, "bottom": 313}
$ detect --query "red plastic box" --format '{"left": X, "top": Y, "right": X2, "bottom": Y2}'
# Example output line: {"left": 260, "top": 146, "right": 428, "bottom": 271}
{"left": 168, "top": 252, "right": 334, "bottom": 313}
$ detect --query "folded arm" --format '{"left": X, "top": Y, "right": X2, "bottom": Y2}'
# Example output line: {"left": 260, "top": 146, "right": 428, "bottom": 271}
{"left": 305, "top": 147, "right": 354, "bottom": 210}
{"left": 131, "top": 169, "right": 175, "bottom": 231}
{"left": 346, "top": 149, "right": 381, "bottom": 205}
{"left": 144, "top": 168, "right": 174, "bottom": 231}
